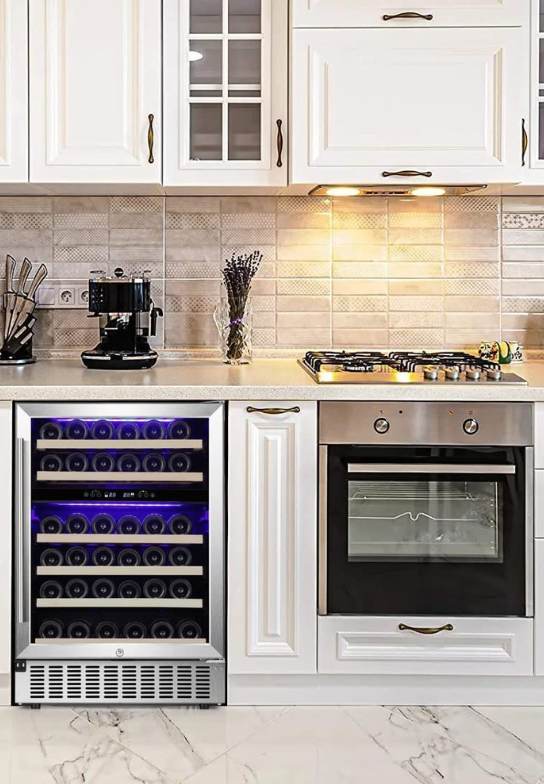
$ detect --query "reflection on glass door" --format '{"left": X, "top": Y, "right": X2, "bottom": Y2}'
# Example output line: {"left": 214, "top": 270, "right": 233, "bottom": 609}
{"left": 188, "top": 0, "right": 264, "bottom": 163}
{"left": 538, "top": 0, "right": 544, "bottom": 161}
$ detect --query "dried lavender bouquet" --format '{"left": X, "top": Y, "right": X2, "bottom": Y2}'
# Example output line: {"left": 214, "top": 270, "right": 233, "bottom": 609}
{"left": 219, "top": 250, "right": 262, "bottom": 363}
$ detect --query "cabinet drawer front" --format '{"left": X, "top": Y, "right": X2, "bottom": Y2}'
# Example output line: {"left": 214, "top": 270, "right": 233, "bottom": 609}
{"left": 292, "top": 27, "right": 522, "bottom": 183}
{"left": 292, "top": 0, "right": 525, "bottom": 28}
{"left": 318, "top": 616, "right": 533, "bottom": 675}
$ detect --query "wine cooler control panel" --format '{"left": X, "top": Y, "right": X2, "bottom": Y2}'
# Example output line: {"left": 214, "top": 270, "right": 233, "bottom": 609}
{"left": 14, "top": 403, "right": 225, "bottom": 705}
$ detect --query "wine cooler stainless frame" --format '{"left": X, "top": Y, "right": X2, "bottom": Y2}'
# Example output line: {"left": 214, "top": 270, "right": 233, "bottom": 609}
{"left": 13, "top": 402, "right": 225, "bottom": 704}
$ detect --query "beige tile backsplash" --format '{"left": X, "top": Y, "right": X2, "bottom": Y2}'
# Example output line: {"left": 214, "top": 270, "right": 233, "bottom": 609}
{"left": 2, "top": 193, "right": 544, "bottom": 352}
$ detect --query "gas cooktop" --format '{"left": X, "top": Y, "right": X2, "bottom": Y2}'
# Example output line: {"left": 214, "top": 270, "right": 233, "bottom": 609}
{"left": 300, "top": 351, "right": 527, "bottom": 385}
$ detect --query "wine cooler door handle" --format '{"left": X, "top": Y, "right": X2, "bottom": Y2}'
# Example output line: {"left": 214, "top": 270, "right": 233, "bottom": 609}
{"left": 15, "top": 437, "right": 28, "bottom": 624}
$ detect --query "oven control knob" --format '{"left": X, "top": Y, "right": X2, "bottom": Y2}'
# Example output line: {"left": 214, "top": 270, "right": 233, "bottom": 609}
{"left": 463, "top": 418, "right": 479, "bottom": 436}
{"left": 374, "top": 418, "right": 390, "bottom": 434}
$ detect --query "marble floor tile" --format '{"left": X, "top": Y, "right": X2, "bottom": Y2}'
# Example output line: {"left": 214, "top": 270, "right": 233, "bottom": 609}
{"left": 2, "top": 706, "right": 544, "bottom": 784}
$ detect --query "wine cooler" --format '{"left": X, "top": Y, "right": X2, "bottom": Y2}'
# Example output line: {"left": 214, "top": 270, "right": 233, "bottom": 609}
{"left": 13, "top": 402, "right": 225, "bottom": 705}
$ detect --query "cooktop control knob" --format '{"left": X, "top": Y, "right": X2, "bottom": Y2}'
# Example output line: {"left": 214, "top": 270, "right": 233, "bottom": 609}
{"left": 463, "top": 418, "right": 479, "bottom": 436}
{"left": 423, "top": 366, "right": 438, "bottom": 381}
{"left": 445, "top": 366, "right": 460, "bottom": 381}
{"left": 465, "top": 368, "right": 481, "bottom": 381}
{"left": 374, "top": 418, "right": 390, "bottom": 435}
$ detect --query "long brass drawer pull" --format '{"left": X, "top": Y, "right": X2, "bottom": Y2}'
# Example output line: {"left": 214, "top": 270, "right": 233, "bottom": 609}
{"left": 276, "top": 119, "right": 284, "bottom": 168}
{"left": 147, "top": 113, "right": 155, "bottom": 164}
{"left": 382, "top": 170, "right": 432, "bottom": 178}
{"left": 399, "top": 623, "right": 454, "bottom": 635}
{"left": 246, "top": 406, "right": 301, "bottom": 415}
{"left": 522, "top": 118, "right": 528, "bottom": 167}
{"left": 383, "top": 12, "right": 433, "bottom": 21}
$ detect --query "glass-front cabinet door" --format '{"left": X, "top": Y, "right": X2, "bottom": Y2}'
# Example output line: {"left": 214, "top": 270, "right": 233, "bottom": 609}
{"left": 164, "top": 0, "right": 288, "bottom": 186}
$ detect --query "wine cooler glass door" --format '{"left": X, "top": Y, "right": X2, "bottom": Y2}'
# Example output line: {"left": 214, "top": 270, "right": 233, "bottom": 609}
{"left": 14, "top": 402, "right": 224, "bottom": 663}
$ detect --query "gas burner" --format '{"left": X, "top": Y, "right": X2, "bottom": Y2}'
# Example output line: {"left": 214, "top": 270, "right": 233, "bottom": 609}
{"left": 300, "top": 350, "right": 526, "bottom": 385}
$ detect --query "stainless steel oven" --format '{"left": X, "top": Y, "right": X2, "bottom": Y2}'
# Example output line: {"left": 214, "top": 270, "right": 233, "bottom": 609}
{"left": 319, "top": 402, "right": 534, "bottom": 618}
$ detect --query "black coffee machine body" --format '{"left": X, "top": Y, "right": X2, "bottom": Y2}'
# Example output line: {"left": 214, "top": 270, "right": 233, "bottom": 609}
{"left": 81, "top": 269, "right": 163, "bottom": 370}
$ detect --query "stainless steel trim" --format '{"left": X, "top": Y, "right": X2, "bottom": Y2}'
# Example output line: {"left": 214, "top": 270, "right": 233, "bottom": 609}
{"left": 318, "top": 446, "right": 328, "bottom": 616}
{"left": 36, "top": 439, "right": 203, "bottom": 451}
{"left": 347, "top": 463, "right": 516, "bottom": 475}
{"left": 37, "top": 471, "right": 204, "bottom": 483}
{"left": 525, "top": 447, "right": 534, "bottom": 618}
{"left": 15, "top": 437, "right": 25, "bottom": 623}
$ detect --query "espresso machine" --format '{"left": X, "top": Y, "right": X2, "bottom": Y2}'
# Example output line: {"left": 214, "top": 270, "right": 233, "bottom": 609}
{"left": 81, "top": 269, "right": 163, "bottom": 370}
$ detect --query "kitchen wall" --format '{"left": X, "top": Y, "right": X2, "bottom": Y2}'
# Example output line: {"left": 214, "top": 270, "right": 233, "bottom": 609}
{"left": 1, "top": 194, "right": 544, "bottom": 353}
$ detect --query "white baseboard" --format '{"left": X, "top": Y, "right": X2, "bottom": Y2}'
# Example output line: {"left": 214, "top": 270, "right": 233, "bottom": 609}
{"left": 228, "top": 674, "right": 544, "bottom": 706}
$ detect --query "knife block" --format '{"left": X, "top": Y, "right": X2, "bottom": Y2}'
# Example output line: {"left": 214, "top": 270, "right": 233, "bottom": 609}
{"left": 0, "top": 334, "right": 35, "bottom": 365}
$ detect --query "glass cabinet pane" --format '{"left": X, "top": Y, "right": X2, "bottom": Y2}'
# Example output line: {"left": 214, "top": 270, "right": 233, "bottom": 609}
{"left": 228, "top": 104, "right": 261, "bottom": 159}
{"left": 347, "top": 479, "right": 501, "bottom": 561}
{"left": 190, "top": 40, "right": 222, "bottom": 89}
{"left": 190, "top": 105, "right": 223, "bottom": 160}
{"left": 228, "top": 40, "right": 261, "bottom": 91}
{"left": 541, "top": 0, "right": 544, "bottom": 33}
{"left": 229, "top": 0, "right": 261, "bottom": 33}
{"left": 190, "top": 0, "right": 222, "bottom": 33}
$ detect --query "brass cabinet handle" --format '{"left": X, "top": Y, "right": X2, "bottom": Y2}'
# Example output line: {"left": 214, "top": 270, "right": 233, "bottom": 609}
{"left": 399, "top": 623, "right": 454, "bottom": 635}
{"left": 276, "top": 119, "right": 284, "bottom": 168}
{"left": 246, "top": 406, "right": 301, "bottom": 415}
{"left": 383, "top": 12, "right": 433, "bottom": 21}
{"left": 522, "top": 118, "right": 528, "bottom": 167}
{"left": 383, "top": 170, "right": 432, "bottom": 178}
{"left": 147, "top": 114, "right": 155, "bottom": 164}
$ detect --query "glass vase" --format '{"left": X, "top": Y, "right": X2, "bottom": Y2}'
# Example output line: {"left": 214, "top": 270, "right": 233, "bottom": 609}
{"left": 213, "top": 298, "right": 253, "bottom": 365}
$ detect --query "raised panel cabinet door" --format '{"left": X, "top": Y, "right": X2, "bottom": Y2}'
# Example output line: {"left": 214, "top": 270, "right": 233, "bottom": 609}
{"left": 291, "top": 27, "right": 524, "bottom": 185}
{"left": 228, "top": 402, "right": 317, "bottom": 674}
{"left": 29, "top": 0, "right": 161, "bottom": 183}
{"left": 0, "top": 403, "right": 12, "bottom": 705}
{"left": 163, "top": 0, "right": 288, "bottom": 186}
{"left": 535, "top": 540, "right": 544, "bottom": 674}
{"left": 0, "top": 0, "right": 28, "bottom": 182}
{"left": 292, "top": 0, "right": 526, "bottom": 27}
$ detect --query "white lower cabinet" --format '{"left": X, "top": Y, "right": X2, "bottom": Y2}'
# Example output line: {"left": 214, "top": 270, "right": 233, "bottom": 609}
{"left": 0, "top": 403, "right": 11, "bottom": 704}
{"left": 535, "top": 540, "right": 544, "bottom": 675}
{"left": 318, "top": 616, "right": 533, "bottom": 676}
{"left": 228, "top": 402, "right": 317, "bottom": 675}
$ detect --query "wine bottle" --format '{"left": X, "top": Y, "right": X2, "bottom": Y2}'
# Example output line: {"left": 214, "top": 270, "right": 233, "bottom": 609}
{"left": 143, "top": 578, "right": 166, "bottom": 599}
{"left": 168, "top": 514, "right": 192, "bottom": 535}
{"left": 143, "top": 420, "right": 165, "bottom": 440}
{"left": 40, "top": 515, "right": 63, "bottom": 534}
{"left": 168, "top": 420, "right": 191, "bottom": 439}
{"left": 38, "top": 619, "right": 64, "bottom": 639}
{"left": 65, "top": 546, "right": 87, "bottom": 567}
{"left": 118, "top": 579, "right": 141, "bottom": 599}
{"left": 40, "top": 454, "right": 63, "bottom": 472}
{"left": 118, "top": 422, "right": 139, "bottom": 440}
{"left": 150, "top": 620, "right": 174, "bottom": 639}
{"left": 177, "top": 620, "right": 202, "bottom": 640}
{"left": 65, "top": 452, "right": 88, "bottom": 472}
{"left": 169, "top": 578, "right": 192, "bottom": 599}
{"left": 123, "top": 621, "right": 146, "bottom": 639}
{"left": 40, "top": 548, "right": 63, "bottom": 567}
{"left": 66, "top": 420, "right": 88, "bottom": 440}
{"left": 67, "top": 619, "right": 91, "bottom": 639}
{"left": 96, "top": 621, "right": 119, "bottom": 639}
{"left": 142, "top": 546, "right": 165, "bottom": 567}
{"left": 92, "top": 419, "right": 114, "bottom": 440}
{"left": 91, "top": 578, "right": 115, "bottom": 599}
{"left": 142, "top": 453, "right": 166, "bottom": 472}
{"left": 39, "top": 580, "right": 63, "bottom": 599}
{"left": 65, "top": 578, "right": 88, "bottom": 599}
{"left": 168, "top": 546, "right": 192, "bottom": 566}
{"left": 39, "top": 421, "right": 63, "bottom": 440}
{"left": 142, "top": 514, "right": 165, "bottom": 535}
{"left": 117, "top": 453, "right": 141, "bottom": 472}
{"left": 92, "top": 546, "right": 115, "bottom": 567}
{"left": 118, "top": 515, "right": 140, "bottom": 535}
{"left": 66, "top": 513, "right": 89, "bottom": 534}
{"left": 91, "top": 453, "right": 115, "bottom": 472}
{"left": 168, "top": 453, "right": 191, "bottom": 473}
{"left": 92, "top": 513, "right": 115, "bottom": 534}
{"left": 117, "top": 548, "right": 141, "bottom": 567}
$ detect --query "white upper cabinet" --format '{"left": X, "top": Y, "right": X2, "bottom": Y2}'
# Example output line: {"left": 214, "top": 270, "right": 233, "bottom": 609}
{"left": 526, "top": 0, "right": 544, "bottom": 175}
{"left": 291, "top": 26, "right": 525, "bottom": 185}
{"left": 292, "top": 0, "right": 526, "bottom": 28}
{"left": 29, "top": 0, "right": 161, "bottom": 184}
{"left": 164, "top": 0, "right": 288, "bottom": 187}
{"left": 0, "top": 1, "right": 28, "bottom": 182}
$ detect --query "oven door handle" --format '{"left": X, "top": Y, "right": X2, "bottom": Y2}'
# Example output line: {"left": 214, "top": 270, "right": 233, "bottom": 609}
{"left": 347, "top": 463, "right": 515, "bottom": 475}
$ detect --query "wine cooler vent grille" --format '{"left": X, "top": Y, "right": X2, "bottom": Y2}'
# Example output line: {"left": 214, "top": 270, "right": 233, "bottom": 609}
{"left": 24, "top": 661, "right": 220, "bottom": 704}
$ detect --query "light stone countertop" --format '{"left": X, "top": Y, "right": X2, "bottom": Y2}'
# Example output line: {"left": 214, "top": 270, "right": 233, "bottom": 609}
{"left": 1, "top": 358, "right": 544, "bottom": 401}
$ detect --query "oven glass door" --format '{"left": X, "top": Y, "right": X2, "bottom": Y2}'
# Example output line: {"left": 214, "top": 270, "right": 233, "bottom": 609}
{"left": 326, "top": 446, "right": 527, "bottom": 616}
